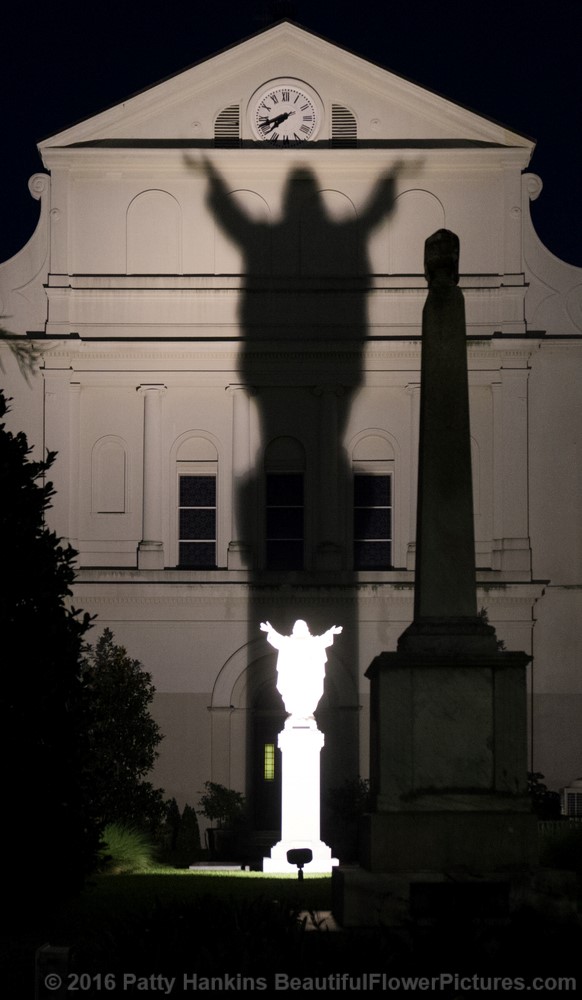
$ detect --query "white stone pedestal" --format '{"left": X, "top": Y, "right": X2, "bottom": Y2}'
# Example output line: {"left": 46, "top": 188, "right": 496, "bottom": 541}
{"left": 263, "top": 720, "right": 338, "bottom": 874}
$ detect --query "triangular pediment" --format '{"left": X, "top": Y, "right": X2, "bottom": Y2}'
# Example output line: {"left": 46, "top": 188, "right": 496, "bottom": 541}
{"left": 38, "top": 20, "right": 533, "bottom": 153}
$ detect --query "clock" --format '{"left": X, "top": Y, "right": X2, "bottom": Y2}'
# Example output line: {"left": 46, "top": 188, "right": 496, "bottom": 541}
{"left": 250, "top": 82, "right": 321, "bottom": 143}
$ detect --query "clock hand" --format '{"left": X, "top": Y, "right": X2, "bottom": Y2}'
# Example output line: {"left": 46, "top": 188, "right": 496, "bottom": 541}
{"left": 259, "top": 110, "right": 296, "bottom": 133}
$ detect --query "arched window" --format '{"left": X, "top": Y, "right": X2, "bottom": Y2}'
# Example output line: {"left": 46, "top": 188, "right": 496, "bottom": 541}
{"left": 352, "top": 434, "right": 394, "bottom": 570}
{"left": 91, "top": 436, "right": 127, "bottom": 513}
{"left": 264, "top": 437, "right": 306, "bottom": 570}
{"left": 126, "top": 190, "right": 181, "bottom": 274}
{"left": 300, "top": 189, "right": 357, "bottom": 275}
{"left": 388, "top": 190, "right": 445, "bottom": 274}
{"left": 213, "top": 189, "right": 271, "bottom": 273}
{"left": 176, "top": 436, "right": 218, "bottom": 568}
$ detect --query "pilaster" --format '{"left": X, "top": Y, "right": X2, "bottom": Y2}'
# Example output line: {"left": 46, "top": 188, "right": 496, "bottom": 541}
{"left": 137, "top": 383, "right": 166, "bottom": 570}
{"left": 227, "top": 384, "right": 253, "bottom": 569}
{"left": 492, "top": 369, "right": 532, "bottom": 574}
{"left": 314, "top": 385, "right": 344, "bottom": 569}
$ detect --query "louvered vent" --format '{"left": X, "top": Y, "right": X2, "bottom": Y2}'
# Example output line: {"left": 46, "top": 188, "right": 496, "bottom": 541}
{"left": 331, "top": 105, "right": 357, "bottom": 148}
{"left": 214, "top": 105, "right": 241, "bottom": 147}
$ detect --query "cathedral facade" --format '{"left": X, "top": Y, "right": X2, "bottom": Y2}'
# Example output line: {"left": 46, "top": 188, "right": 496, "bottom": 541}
{"left": 1, "top": 21, "right": 580, "bottom": 841}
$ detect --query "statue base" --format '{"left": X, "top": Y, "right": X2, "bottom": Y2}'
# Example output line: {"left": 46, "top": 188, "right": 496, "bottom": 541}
{"left": 263, "top": 839, "right": 338, "bottom": 874}
{"left": 262, "top": 718, "right": 338, "bottom": 874}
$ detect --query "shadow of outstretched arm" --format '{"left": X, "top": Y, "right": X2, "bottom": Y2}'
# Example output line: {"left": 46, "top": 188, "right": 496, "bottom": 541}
{"left": 359, "top": 159, "right": 423, "bottom": 232}
{"left": 184, "top": 155, "right": 254, "bottom": 244}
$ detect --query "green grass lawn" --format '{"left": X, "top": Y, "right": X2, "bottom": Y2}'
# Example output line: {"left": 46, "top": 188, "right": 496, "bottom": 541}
{"left": 57, "top": 868, "right": 333, "bottom": 940}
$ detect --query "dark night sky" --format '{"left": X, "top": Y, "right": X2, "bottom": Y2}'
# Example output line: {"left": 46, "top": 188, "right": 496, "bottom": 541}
{"left": 1, "top": 0, "right": 580, "bottom": 266}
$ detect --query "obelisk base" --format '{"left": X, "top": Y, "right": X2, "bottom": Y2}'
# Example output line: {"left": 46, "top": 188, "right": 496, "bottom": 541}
{"left": 361, "top": 809, "right": 538, "bottom": 873}
{"left": 365, "top": 647, "right": 534, "bottom": 813}
{"left": 333, "top": 646, "right": 538, "bottom": 925}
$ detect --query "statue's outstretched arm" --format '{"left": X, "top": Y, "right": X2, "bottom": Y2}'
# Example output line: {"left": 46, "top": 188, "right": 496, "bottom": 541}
{"left": 260, "top": 621, "right": 284, "bottom": 648}
{"left": 321, "top": 625, "right": 343, "bottom": 646}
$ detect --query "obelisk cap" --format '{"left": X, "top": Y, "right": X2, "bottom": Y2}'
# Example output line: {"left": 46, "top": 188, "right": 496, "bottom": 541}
{"left": 424, "top": 229, "right": 460, "bottom": 285}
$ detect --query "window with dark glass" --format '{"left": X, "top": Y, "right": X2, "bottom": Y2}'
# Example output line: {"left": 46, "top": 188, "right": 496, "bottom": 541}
{"left": 265, "top": 473, "right": 304, "bottom": 570}
{"left": 178, "top": 475, "right": 216, "bottom": 567}
{"left": 353, "top": 474, "right": 392, "bottom": 569}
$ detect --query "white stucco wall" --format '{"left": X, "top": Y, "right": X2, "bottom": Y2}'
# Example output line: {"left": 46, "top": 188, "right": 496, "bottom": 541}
{"left": 1, "top": 21, "right": 580, "bottom": 814}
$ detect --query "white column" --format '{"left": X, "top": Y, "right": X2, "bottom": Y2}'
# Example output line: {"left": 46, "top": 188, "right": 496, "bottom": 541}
{"left": 314, "top": 385, "right": 343, "bottom": 569}
{"left": 138, "top": 384, "right": 166, "bottom": 570}
{"left": 263, "top": 722, "right": 338, "bottom": 874}
{"left": 68, "top": 381, "right": 81, "bottom": 550}
{"left": 406, "top": 382, "right": 421, "bottom": 570}
{"left": 43, "top": 372, "right": 71, "bottom": 543}
{"left": 492, "top": 369, "right": 531, "bottom": 574}
{"left": 279, "top": 725, "right": 324, "bottom": 843}
{"left": 227, "top": 384, "right": 252, "bottom": 569}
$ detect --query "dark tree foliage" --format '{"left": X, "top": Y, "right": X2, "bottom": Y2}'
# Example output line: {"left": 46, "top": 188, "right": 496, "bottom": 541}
{"left": 0, "top": 390, "right": 100, "bottom": 908}
{"left": 82, "top": 628, "right": 166, "bottom": 830}
{"left": 173, "top": 804, "right": 202, "bottom": 865}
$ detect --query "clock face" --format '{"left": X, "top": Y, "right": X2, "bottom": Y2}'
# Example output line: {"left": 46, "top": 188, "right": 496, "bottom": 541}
{"left": 251, "top": 84, "right": 320, "bottom": 143}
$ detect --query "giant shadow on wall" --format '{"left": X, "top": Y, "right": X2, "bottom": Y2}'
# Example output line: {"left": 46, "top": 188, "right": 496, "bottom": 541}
{"left": 200, "top": 156, "right": 402, "bottom": 842}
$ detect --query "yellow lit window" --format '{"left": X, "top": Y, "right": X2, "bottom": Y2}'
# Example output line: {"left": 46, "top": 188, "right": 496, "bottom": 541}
{"left": 264, "top": 743, "right": 275, "bottom": 781}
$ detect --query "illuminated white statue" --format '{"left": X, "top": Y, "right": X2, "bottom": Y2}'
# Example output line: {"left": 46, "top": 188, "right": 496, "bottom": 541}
{"left": 260, "top": 619, "right": 342, "bottom": 722}
{"left": 260, "top": 618, "right": 342, "bottom": 873}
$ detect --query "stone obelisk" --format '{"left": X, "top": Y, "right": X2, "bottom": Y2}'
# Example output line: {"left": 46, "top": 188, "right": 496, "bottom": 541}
{"left": 334, "top": 231, "right": 537, "bottom": 925}
{"left": 405, "top": 229, "right": 492, "bottom": 638}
